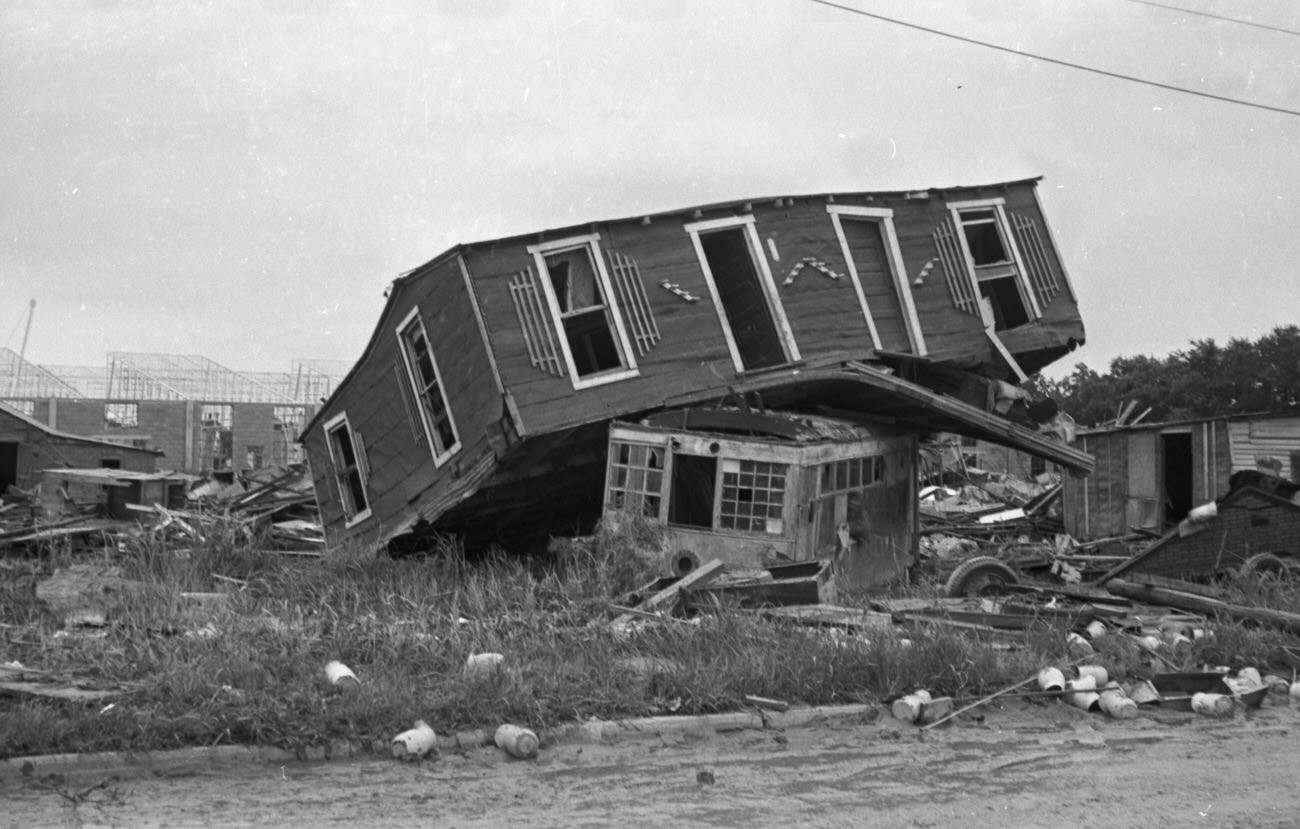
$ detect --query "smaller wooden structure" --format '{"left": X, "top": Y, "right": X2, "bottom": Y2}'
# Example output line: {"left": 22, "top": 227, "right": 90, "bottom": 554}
{"left": 1063, "top": 412, "right": 1300, "bottom": 540}
{"left": 38, "top": 468, "right": 193, "bottom": 520}
{"left": 0, "top": 402, "right": 161, "bottom": 497}
{"left": 604, "top": 409, "right": 915, "bottom": 588}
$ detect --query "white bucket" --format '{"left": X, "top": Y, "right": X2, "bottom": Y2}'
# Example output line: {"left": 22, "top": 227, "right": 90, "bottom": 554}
{"left": 1065, "top": 676, "right": 1100, "bottom": 712}
{"left": 324, "top": 660, "right": 360, "bottom": 692}
{"left": 891, "top": 690, "right": 932, "bottom": 723}
{"left": 1136, "top": 635, "right": 1162, "bottom": 652}
{"left": 1084, "top": 620, "right": 1107, "bottom": 639}
{"left": 1191, "top": 693, "right": 1234, "bottom": 717}
{"left": 494, "top": 724, "right": 540, "bottom": 759}
{"left": 391, "top": 720, "right": 438, "bottom": 759}
{"left": 1037, "top": 667, "right": 1065, "bottom": 693}
{"left": 464, "top": 652, "right": 505, "bottom": 680}
{"left": 1236, "top": 667, "right": 1262, "bottom": 687}
{"left": 1076, "top": 665, "right": 1109, "bottom": 686}
{"left": 1098, "top": 689, "right": 1138, "bottom": 719}
{"left": 1066, "top": 632, "right": 1094, "bottom": 655}
{"left": 1290, "top": 681, "right": 1300, "bottom": 702}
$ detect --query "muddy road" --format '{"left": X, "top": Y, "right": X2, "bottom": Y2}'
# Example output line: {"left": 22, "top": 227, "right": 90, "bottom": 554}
{"left": 4, "top": 698, "right": 1297, "bottom": 828}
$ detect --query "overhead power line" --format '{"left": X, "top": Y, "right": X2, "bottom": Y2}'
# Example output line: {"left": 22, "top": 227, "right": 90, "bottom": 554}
{"left": 803, "top": 0, "right": 1300, "bottom": 118}
{"left": 1123, "top": 0, "right": 1300, "bottom": 38}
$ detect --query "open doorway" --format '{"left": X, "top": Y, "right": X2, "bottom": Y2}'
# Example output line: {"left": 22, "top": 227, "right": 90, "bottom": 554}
{"left": 1162, "top": 432, "right": 1193, "bottom": 523}
{"left": 0, "top": 442, "right": 17, "bottom": 494}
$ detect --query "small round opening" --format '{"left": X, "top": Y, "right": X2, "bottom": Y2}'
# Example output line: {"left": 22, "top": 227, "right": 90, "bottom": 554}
{"left": 675, "top": 555, "right": 696, "bottom": 575}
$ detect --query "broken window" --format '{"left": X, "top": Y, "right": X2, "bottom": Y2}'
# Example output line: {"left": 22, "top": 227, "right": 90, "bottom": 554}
{"left": 104, "top": 402, "right": 139, "bottom": 428}
{"left": 271, "top": 406, "right": 306, "bottom": 466}
{"left": 530, "top": 235, "right": 638, "bottom": 389}
{"left": 325, "top": 413, "right": 370, "bottom": 525}
{"left": 606, "top": 441, "right": 664, "bottom": 518}
{"left": 952, "top": 203, "right": 1036, "bottom": 331}
{"left": 719, "top": 459, "right": 787, "bottom": 534}
{"left": 397, "top": 308, "right": 460, "bottom": 464}
{"left": 246, "top": 445, "right": 264, "bottom": 470}
{"left": 813, "top": 455, "right": 886, "bottom": 554}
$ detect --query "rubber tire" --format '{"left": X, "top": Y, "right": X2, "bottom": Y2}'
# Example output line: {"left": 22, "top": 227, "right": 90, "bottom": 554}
{"left": 1238, "top": 552, "right": 1289, "bottom": 579}
{"left": 945, "top": 556, "right": 1020, "bottom": 597}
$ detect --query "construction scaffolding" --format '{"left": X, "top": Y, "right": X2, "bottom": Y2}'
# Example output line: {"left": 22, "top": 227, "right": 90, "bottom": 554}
{"left": 0, "top": 349, "right": 85, "bottom": 398}
{"left": 2, "top": 351, "right": 351, "bottom": 406}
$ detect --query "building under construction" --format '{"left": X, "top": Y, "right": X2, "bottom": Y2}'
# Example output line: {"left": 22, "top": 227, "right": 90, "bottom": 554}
{"left": 0, "top": 350, "right": 349, "bottom": 479}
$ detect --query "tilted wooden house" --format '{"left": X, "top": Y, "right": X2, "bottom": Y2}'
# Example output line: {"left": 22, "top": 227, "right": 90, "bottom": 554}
{"left": 300, "top": 176, "right": 1092, "bottom": 574}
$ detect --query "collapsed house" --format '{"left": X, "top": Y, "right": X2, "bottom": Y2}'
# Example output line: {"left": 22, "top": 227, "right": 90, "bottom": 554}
{"left": 300, "top": 177, "right": 1092, "bottom": 586}
{"left": 1063, "top": 411, "right": 1300, "bottom": 540}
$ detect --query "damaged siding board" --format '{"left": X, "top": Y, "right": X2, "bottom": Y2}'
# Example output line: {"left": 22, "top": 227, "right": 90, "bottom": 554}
{"left": 757, "top": 201, "right": 879, "bottom": 359}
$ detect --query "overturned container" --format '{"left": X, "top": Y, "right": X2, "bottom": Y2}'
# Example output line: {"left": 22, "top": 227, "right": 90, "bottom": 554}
{"left": 1191, "top": 693, "right": 1234, "bottom": 718}
{"left": 464, "top": 652, "right": 505, "bottom": 681}
{"left": 324, "top": 660, "right": 361, "bottom": 693}
{"left": 494, "top": 724, "right": 540, "bottom": 759}
{"left": 391, "top": 720, "right": 438, "bottom": 760}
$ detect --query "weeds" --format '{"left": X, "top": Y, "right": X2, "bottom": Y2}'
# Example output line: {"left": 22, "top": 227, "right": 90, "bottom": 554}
{"left": 3, "top": 521, "right": 1296, "bottom": 759}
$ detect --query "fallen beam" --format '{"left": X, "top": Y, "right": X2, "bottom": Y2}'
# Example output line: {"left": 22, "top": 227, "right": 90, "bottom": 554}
{"left": 611, "top": 559, "right": 725, "bottom": 628}
{"left": 1106, "top": 578, "right": 1300, "bottom": 635}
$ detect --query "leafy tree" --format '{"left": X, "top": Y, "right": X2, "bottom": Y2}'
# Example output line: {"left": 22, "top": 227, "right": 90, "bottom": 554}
{"left": 1037, "top": 325, "right": 1300, "bottom": 427}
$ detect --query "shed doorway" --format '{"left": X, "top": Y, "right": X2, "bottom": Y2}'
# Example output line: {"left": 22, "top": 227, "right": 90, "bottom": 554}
{"left": 1162, "top": 432, "right": 1193, "bottom": 523}
{"left": 0, "top": 442, "right": 17, "bottom": 494}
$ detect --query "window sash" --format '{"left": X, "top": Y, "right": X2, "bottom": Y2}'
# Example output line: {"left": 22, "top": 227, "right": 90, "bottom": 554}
{"left": 396, "top": 308, "right": 460, "bottom": 465}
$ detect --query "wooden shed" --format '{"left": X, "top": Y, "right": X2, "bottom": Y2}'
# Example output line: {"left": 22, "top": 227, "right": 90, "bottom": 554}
{"left": 301, "top": 177, "right": 1091, "bottom": 561}
{"left": 0, "top": 402, "right": 162, "bottom": 496}
{"left": 1062, "top": 412, "right": 1300, "bottom": 540}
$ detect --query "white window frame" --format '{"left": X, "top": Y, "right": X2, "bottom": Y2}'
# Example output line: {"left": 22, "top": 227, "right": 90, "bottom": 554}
{"left": 395, "top": 306, "right": 461, "bottom": 467}
{"left": 323, "top": 412, "right": 372, "bottom": 528}
{"left": 528, "top": 233, "right": 639, "bottom": 390}
{"left": 826, "top": 205, "right": 927, "bottom": 356}
{"left": 947, "top": 197, "right": 1043, "bottom": 325}
{"left": 684, "top": 215, "right": 801, "bottom": 373}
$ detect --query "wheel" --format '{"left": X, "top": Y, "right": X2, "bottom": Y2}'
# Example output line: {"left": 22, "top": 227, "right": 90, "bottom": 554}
{"left": 1238, "top": 552, "right": 1289, "bottom": 579}
{"left": 945, "top": 556, "right": 1020, "bottom": 597}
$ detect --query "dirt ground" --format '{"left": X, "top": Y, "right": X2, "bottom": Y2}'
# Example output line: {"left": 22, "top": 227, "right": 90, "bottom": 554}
{"left": 3, "top": 695, "right": 1298, "bottom": 829}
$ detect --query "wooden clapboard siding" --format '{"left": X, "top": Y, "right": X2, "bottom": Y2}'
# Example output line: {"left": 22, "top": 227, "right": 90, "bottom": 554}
{"left": 1063, "top": 430, "right": 1128, "bottom": 538}
{"left": 1228, "top": 416, "right": 1300, "bottom": 484}
{"left": 314, "top": 257, "right": 502, "bottom": 549}
{"left": 751, "top": 199, "right": 879, "bottom": 358}
{"left": 891, "top": 195, "right": 992, "bottom": 366}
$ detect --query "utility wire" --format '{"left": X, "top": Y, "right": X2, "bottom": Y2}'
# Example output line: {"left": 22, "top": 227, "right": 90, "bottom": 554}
{"left": 803, "top": 0, "right": 1300, "bottom": 118}
{"left": 1123, "top": 0, "right": 1300, "bottom": 38}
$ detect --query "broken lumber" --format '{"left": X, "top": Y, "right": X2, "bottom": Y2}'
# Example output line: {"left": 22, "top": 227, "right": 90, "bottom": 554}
{"left": 611, "top": 559, "right": 725, "bottom": 628}
{"left": 1106, "top": 578, "right": 1300, "bottom": 635}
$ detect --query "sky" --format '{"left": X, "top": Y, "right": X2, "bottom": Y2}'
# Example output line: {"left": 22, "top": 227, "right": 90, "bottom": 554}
{"left": 2, "top": 0, "right": 1297, "bottom": 380}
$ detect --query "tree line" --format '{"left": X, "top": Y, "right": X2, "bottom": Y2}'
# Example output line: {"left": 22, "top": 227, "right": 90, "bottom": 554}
{"left": 1036, "top": 325, "right": 1300, "bottom": 427}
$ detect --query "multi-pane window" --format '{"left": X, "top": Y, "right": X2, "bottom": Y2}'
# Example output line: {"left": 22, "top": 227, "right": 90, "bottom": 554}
{"left": 820, "top": 456, "right": 884, "bottom": 496}
{"left": 531, "top": 235, "right": 637, "bottom": 388}
{"left": 952, "top": 202, "right": 1036, "bottom": 331}
{"left": 325, "top": 414, "right": 370, "bottom": 524}
{"left": 104, "top": 402, "right": 139, "bottom": 428}
{"left": 719, "top": 459, "right": 787, "bottom": 534}
{"left": 606, "top": 441, "right": 664, "bottom": 518}
{"left": 397, "top": 309, "right": 459, "bottom": 464}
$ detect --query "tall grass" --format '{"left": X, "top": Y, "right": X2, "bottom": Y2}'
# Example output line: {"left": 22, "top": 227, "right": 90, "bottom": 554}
{"left": 2, "top": 521, "right": 1279, "bottom": 759}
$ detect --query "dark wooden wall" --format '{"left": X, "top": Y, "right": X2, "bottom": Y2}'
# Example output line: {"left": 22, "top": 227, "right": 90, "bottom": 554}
{"left": 307, "top": 257, "right": 503, "bottom": 549}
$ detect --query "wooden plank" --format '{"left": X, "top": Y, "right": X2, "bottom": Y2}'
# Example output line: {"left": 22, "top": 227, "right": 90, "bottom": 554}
{"left": 1106, "top": 578, "right": 1300, "bottom": 634}
{"left": 611, "top": 558, "right": 725, "bottom": 627}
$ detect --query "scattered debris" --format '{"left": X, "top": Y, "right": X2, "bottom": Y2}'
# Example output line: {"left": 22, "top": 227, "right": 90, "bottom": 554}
{"left": 324, "top": 660, "right": 360, "bottom": 693}
{"left": 464, "top": 652, "right": 505, "bottom": 681}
